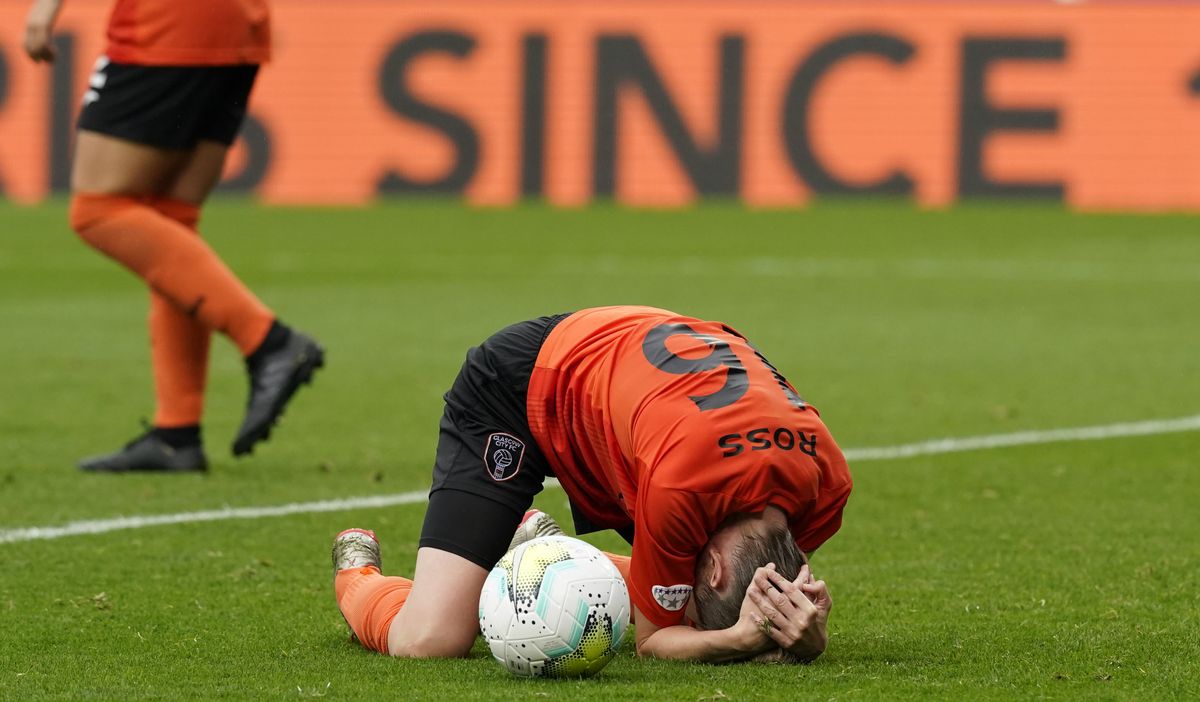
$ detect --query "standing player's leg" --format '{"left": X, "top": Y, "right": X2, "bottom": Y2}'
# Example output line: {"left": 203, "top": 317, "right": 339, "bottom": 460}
{"left": 136, "top": 140, "right": 248, "bottom": 459}
{"left": 70, "top": 132, "right": 223, "bottom": 471}
{"left": 156, "top": 137, "right": 326, "bottom": 459}
{"left": 71, "top": 62, "right": 323, "bottom": 470}
{"left": 134, "top": 141, "right": 239, "bottom": 458}
{"left": 146, "top": 197, "right": 210, "bottom": 451}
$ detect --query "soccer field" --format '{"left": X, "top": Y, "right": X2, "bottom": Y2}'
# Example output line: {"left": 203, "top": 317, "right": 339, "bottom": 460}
{"left": 1, "top": 201, "right": 1197, "bottom": 700}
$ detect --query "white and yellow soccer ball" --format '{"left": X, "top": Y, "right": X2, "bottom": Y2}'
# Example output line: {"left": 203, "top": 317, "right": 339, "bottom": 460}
{"left": 478, "top": 534, "right": 630, "bottom": 678}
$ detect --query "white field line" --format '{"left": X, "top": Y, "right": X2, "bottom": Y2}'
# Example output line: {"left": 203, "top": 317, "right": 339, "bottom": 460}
{"left": 3, "top": 414, "right": 1199, "bottom": 546}
{"left": 0, "top": 491, "right": 427, "bottom": 545}
{"left": 841, "top": 413, "right": 1200, "bottom": 461}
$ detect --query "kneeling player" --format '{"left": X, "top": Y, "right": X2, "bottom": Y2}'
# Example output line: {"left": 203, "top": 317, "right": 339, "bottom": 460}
{"left": 331, "top": 306, "right": 852, "bottom": 662}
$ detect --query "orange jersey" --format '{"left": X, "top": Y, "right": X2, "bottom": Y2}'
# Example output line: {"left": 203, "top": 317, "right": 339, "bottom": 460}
{"left": 105, "top": 0, "right": 270, "bottom": 65}
{"left": 526, "top": 306, "right": 852, "bottom": 628}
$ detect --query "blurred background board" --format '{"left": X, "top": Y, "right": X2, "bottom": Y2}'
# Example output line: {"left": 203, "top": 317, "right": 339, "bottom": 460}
{"left": 1, "top": 0, "right": 1199, "bottom": 209}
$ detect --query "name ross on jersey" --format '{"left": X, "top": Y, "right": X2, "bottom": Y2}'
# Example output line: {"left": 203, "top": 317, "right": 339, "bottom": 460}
{"left": 717, "top": 427, "right": 818, "bottom": 458}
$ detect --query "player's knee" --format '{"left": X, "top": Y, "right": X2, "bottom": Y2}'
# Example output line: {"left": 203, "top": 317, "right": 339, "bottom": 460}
{"left": 68, "top": 192, "right": 133, "bottom": 240}
{"left": 69, "top": 193, "right": 104, "bottom": 234}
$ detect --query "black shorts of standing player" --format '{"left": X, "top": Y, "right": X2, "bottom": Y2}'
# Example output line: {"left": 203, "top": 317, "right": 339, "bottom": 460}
{"left": 77, "top": 56, "right": 258, "bottom": 149}
{"left": 417, "top": 314, "right": 570, "bottom": 570}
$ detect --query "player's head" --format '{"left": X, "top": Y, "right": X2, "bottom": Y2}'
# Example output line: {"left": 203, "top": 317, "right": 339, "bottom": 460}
{"left": 691, "top": 510, "right": 805, "bottom": 631}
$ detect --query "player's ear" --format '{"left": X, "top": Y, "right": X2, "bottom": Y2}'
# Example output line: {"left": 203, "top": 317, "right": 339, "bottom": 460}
{"left": 704, "top": 546, "right": 723, "bottom": 589}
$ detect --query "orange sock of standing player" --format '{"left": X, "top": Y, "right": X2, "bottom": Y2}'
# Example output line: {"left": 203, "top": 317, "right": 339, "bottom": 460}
{"left": 68, "top": 193, "right": 274, "bottom": 357}
{"left": 334, "top": 566, "right": 413, "bottom": 654}
{"left": 144, "top": 197, "right": 211, "bottom": 429}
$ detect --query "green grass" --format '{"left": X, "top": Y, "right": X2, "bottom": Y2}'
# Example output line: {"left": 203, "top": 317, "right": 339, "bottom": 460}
{"left": 0, "top": 200, "right": 1198, "bottom": 700}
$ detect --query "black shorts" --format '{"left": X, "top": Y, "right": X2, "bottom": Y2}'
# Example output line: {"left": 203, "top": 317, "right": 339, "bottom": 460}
{"left": 77, "top": 57, "right": 258, "bottom": 150}
{"left": 418, "top": 313, "right": 570, "bottom": 570}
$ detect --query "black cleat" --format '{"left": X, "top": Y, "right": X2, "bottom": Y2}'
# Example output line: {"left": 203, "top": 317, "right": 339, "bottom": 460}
{"left": 78, "top": 429, "right": 207, "bottom": 473}
{"left": 232, "top": 330, "right": 324, "bottom": 456}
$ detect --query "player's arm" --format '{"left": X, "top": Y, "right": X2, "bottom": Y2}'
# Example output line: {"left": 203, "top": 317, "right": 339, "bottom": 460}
{"left": 633, "top": 592, "right": 774, "bottom": 663}
{"left": 24, "top": 0, "right": 65, "bottom": 62}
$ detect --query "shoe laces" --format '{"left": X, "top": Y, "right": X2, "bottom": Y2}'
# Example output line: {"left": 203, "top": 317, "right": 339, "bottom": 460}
{"left": 530, "top": 513, "right": 565, "bottom": 539}
{"left": 123, "top": 419, "right": 158, "bottom": 449}
{"left": 333, "top": 535, "right": 380, "bottom": 570}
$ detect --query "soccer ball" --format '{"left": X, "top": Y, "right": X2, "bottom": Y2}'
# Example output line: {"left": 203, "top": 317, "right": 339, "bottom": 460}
{"left": 478, "top": 535, "right": 630, "bottom": 678}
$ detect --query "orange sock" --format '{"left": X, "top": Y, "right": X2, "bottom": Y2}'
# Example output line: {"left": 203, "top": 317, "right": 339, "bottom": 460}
{"left": 145, "top": 198, "right": 211, "bottom": 427}
{"left": 604, "top": 552, "right": 631, "bottom": 584}
{"left": 334, "top": 566, "right": 413, "bottom": 654}
{"left": 69, "top": 192, "right": 273, "bottom": 356}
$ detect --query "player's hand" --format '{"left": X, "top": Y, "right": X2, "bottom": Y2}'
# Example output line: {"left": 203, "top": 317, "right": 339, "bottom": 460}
{"left": 746, "top": 563, "right": 830, "bottom": 662}
{"left": 731, "top": 578, "right": 778, "bottom": 656}
{"left": 24, "top": 0, "right": 61, "bottom": 63}
{"left": 797, "top": 564, "right": 832, "bottom": 617}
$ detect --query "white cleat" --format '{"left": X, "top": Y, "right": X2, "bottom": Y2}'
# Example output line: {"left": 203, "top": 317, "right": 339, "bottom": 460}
{"left": 331, "top": 528, "right": 381, "bottom": 573}
{"left": 507, "top": 509, "right": 565, "bottom": 553}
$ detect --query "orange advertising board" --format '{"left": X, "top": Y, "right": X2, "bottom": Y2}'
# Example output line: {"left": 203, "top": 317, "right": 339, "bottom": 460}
{"left": 1, "top": 1, "right": 1198, "bottom": 210}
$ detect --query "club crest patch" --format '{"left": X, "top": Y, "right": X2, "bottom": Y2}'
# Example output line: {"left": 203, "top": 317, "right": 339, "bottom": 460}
{"left": 652, "top": 584, "right": 693, "bottom": 611}
{"left": 483, "top": 432, "right": 525, "bottom": 482}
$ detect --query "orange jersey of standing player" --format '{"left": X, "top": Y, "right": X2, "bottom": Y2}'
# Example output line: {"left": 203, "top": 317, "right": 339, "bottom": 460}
{"left": 526, "top": 306, "right": 853, "bottom": 629}
{"left": 105, "top": 0, "right": 270, "bottom": 65}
